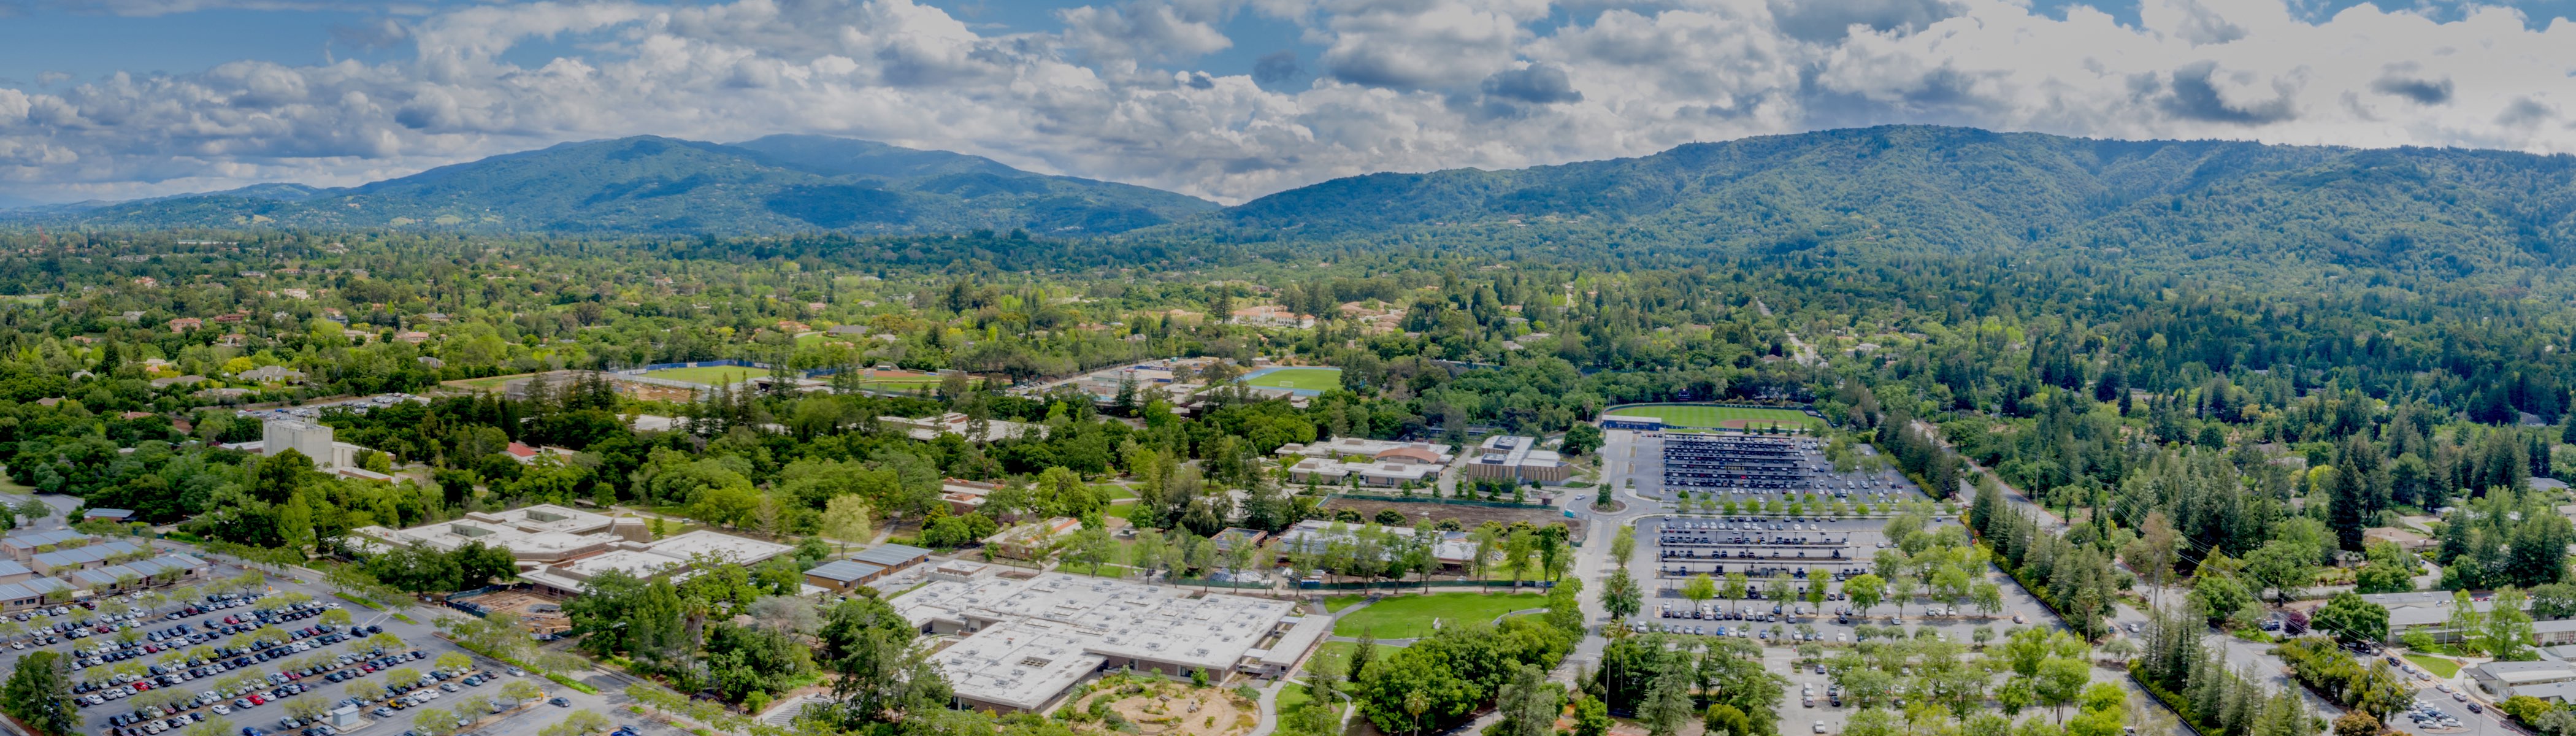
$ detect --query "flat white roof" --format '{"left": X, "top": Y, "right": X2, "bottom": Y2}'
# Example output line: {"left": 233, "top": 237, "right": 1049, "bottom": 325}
{"left": 892, "top": 572, "right": 1297, "bottom": 708}
{"left": 643, "top": 530, "right": 793, "bottom": 565}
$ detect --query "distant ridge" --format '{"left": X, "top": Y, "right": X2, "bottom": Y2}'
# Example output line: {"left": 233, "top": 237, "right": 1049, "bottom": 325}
{"left": 1193, "top": 125, "right": 2576, "bottom": 268}
{"left": 20, "top": 135, "right": 1217, "bottom": 235}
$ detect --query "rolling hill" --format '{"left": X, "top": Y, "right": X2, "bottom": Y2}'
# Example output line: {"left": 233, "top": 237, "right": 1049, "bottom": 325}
{"left": 1200, "top": 126, "right": 2576, "bottom": 270}
{"left": 28, "top": 136, "right": 1217, "bottom": 235}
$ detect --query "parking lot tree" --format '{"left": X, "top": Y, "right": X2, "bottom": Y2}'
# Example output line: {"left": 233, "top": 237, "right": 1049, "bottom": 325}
{"left": 182, "top": 716, "right": 231, "bottom": 736}
{"left": 286, "top": 697, "right": 328, "bottom": 721}
{"left": 1611, "top": 527, "right": 1635, "bottom": 564}
{"left": 347, "top": 681, "right": 385, "bottom": 702}
{"left": 1971, "top": 582, "right": 2004, "bottom": 616}
{"left": 318, "top": 608, "right": 352, "bottom": 626}
{"left": 1765, "top": 575, "right": 1795, "bottom": 605}
{"left": 2035, "top": 657, "right": 2091, "bottom": 723}
{"left": 1845, "top": 573, "right": 1884, "bottom": 615}
{"left": 1722, "top": 572, "right": 1748, "bottom": 602}
{"left": 1681, "top": 574, "right": 1716, "bottom": 607}
{"left": 2, "top": 650, "right": 74, "bottom": 736}
{"left": 1806, "top": 570, "right": 1828, "bottom": 608}
{"left": 1845, "top": 707, "right": 1898, "bottom": 736}
{"left": 1885, "top": 572, "right": 1915, "bottom": 615}
{"left": 1836, "top": 665, "right": 1896, "bottom": 708}
{"left": 1930, "top": 565, "right": 1971, "bottom": 608}
{"left": 412, "top": 707, "right": 458, "bottom": 736}
{"left": 538, "top": 711, "right": 613, "bottom": 736}
{"left": 386, "top": 667, "right": 421, "bottom": 686}
{"left": 435, "top": 652, "right": 473, "bottom": 673}
{"left": 499, "top": 680, "right": 543, "bottom": 703}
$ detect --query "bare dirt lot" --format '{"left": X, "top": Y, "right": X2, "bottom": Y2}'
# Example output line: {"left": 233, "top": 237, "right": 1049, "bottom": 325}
{"left": 1073, "top": 678, "right": 1255, "bottom": 736}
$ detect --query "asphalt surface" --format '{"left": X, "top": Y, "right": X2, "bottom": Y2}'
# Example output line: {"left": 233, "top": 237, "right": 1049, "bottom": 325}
{"left": 1580, "top": 429, "right": 2182, "bottom": 736}
{"left": 0, "top": 518, "right": 667, "bottom": 736}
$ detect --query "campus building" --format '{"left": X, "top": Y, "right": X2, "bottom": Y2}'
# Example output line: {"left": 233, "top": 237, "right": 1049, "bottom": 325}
{"left": 801, "top": 543, "right": 931, "bottom": 594}
{"left": 1275, "top": 437, "right": 1455, "bottom": 488}
{"left": 0, "top": 529, "right": 207, "bottom": 610}
{"left": 1460, "top": 435, "right": 1573, "bottom": 485}
{"left": 889, "top": 569, "right": 1308, "bottom": 712}
{"left": 355, "top": 504, "right": 789, "bottom": 596}
{"left": 878, "top": 413, "right": 1049, "bottom": 442}
{"left": 2472, "top": 661, "right": 2576, "bottom": 702}
{"left": 1271, "top": 519, "right": 1484, "bottom": 568}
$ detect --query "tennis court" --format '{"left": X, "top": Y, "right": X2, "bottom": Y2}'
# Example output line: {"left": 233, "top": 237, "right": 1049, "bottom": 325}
{"left": 1603, "top": 404, "right": 1820, "bottom": 431}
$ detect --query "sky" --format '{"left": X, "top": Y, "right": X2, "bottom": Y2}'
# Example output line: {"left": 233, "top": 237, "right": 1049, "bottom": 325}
{"left": 3, "top": 0, "right": 2576, "bottom": 206}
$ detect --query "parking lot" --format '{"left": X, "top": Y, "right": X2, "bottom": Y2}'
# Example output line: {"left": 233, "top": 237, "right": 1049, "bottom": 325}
{"left": 1633, "top": 433, "right": 1929, "bottom": 514}
{"left": 1600, "top": 427, "right": 2108, "bottom": 736}
{"left": 0, "top": 554, "right": 580, "bottom": 736}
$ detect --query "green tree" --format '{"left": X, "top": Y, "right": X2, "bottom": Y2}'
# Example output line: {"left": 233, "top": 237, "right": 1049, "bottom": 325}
{"left": 1602, "top": 569, "right": 1641, "bottom": 621}
{"left": 2, "top": 650, "right": 75, "bottom": 736}
{"left": 2244, "top": 540, "right": 2317, "bottom": 606}
{"left": 2313, "top": 592, "right": 2390, "bottom": 644}
{"left": 1681, "top": 573, "right": 1717, "bottom": 607}
{"left": 1641, "top": 672, "right": 1695, "bottom": 736}
{"left": 2488, "top": 586, "right": 2538, "bottom": 661}
{"left": 2036, "top": 656, "right": 2091, "bottom": 723}
{"left": 1845, "top": 573, "right": 1884, "bottom": 615}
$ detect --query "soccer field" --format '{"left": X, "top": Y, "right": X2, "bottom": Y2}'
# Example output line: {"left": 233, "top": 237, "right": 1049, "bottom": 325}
{"left": 1603, "top": 404, "right": 1821, "bottom": 431}
{"left": 1243, "top": 367, "right": 1342, "bottom": 391}
{"left": 643, "top": 366, "right": 761, "bottom": 386}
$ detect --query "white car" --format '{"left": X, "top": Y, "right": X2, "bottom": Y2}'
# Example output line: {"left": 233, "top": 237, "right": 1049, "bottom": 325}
{"left": 1814, "top": 722, "right": 1828, "bottom": 734}
{"left": 210, "top": 705, "right": 232, "bottom": 716}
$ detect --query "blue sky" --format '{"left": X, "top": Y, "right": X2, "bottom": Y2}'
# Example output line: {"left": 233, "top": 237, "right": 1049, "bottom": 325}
{"left": 2, "top": 0, "right": 2576, "bottom": 204}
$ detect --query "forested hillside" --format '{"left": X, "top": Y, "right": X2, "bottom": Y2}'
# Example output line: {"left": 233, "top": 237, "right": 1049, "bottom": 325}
{"left": 23, "top": 136, "right": 1216, "bottom": 236}
{"left": 1202, "top": 126, "right": 2576, "bottom": 272}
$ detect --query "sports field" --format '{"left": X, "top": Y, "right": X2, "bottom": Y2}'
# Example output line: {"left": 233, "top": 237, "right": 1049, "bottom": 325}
{"left": 643, "top": 365, "right": 762, "bottom": 386}
{"left": 1243, "top": 367, "right": 1343, "bottom": 392}
{"left": 1603, "top": 404, "right": 1822, "bottom": 431}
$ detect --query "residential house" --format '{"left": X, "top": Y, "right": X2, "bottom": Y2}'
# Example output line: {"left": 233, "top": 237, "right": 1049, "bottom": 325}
{"left": 236, "top": 366, "right": 305, "bottom": 383}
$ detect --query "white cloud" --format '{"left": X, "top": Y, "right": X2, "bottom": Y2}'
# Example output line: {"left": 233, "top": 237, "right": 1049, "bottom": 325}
{"left": 6, "top": 0, "right": 2576, "bottom": 206}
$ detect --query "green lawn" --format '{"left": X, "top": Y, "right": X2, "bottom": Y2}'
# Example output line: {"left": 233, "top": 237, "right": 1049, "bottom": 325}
{"left": 1603, "top": 404, "right": 1822, "bottom": 431}
{"left": 643, "top": 366, "right": 762, "bottom": 386}
{"left": 1244, "top": 367, "right": 1343, "bottom": 392}
{"left": 1321, "top": 595, "right": 1368, "bottom": 613}
{"left": 2405, "top": 654, "right": 2461, "bottom": 678}
{"left": 1332, "top": 592, "right": 1547, "bottom": 638}
{"left": 1091, "top": 484, "right": 1138, "bottom": 501}
{"left": 1303, "top": 642, "right": 1354, "bottom": 677}
{"left": 1276, "top": 681, "right": 1313, "bottom": 716}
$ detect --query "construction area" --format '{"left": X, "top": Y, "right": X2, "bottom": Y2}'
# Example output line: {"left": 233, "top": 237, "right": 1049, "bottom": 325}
{"left": 445, "top": 588, "right": 572, "bottom": 637}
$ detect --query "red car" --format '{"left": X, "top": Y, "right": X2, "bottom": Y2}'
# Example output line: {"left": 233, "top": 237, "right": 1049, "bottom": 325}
{"left": 247, "top": 695, "right": 265, "bottom": 705}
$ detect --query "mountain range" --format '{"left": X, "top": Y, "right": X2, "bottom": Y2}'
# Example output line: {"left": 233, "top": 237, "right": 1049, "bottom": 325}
{"left": 7, "top": 135, "right": 1219, "bottom": 235}
{"left": 17, "top": 126, "right": 2576, "bottom": 268}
